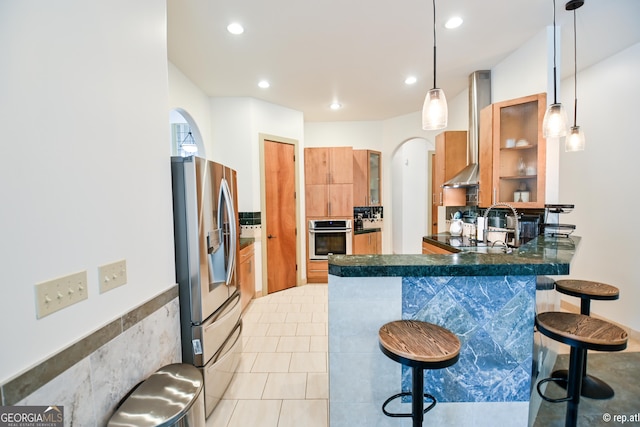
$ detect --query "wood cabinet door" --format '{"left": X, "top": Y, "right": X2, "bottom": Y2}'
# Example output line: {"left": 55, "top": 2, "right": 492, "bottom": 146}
{"left": 373, "top": 231, "right": 382, "bottom": 254}
{"left": 328, "top": 183, "right": 353, "bottom": 217}
{"left": 304, "top": 148, "right": 329, "bottom": 185}
{"left": 305, "top": 184, "right": 328, "bottom": 217}
{"left": 239, "top": 245, "right": 255, "bottom": 311}
{"left": 352, "top": 233, "right": 369, "bottom": 255}
{"left": 329, "top": 147, "right": 353, "bottom": 184}
{"left": 353, "top": 150, "right": 368, "bottom": 207}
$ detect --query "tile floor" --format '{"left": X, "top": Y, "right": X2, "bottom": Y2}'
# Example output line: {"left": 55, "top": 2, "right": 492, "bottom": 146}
{"left": 206, "top": 284, "right": 329, "bottom": 427}
{"left": 206, "top": 283, "right": 639, "bottom": 427}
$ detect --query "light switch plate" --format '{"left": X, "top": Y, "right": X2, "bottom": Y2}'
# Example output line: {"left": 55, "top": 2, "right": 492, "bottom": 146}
{"left": 98, "top": 259, "right": 127, "bottom": 293}
{"left": 35, "top": 271, "right": 88, "bottom": 318}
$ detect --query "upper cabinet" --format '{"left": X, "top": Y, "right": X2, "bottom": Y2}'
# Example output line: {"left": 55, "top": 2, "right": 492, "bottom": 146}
{"left": 353, "top": 150, "right": 382, "bottom": 207}
{"left": 433, "top": 131, "right": 468, "bottom": 208}
{"left": 479, "top": 93, "right": 547, "bottom": 208}
{"left": 304, "top": 147, "right": 353, "bottom": 217}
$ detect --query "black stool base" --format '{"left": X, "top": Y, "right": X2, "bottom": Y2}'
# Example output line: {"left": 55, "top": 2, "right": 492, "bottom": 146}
{"left": 382, "top": 392, "right": 436, "bottom": 419}
{"left": 550, "top": 369, "right": 615, "bottom": 400}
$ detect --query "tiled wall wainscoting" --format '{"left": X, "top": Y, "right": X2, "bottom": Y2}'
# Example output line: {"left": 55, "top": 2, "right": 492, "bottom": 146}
{"left": 0, "top": 286, "right": 181, "bottom": 426}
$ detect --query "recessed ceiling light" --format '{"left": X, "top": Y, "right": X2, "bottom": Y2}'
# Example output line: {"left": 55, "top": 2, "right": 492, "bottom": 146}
{"left": 258, "top": 80, "right": 270, "bottom": 89}
{"left": 445, "top": 16, "right": 463, "bottom": 29}
{"left": 330, "top": 102, "right": 342, "bottom": 110}
{"left": 405, "top": 76, "right": 417, "bottom": 85}
{"left": 227, "top": 22, "right": 244, "bottom": 35}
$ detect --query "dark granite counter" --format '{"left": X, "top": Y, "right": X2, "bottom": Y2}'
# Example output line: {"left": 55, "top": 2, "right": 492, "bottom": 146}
{"left": 353, "top": 227, "right": 381, "bottom": 235}
{"left": 239, "top": 237, "right": 255, "bottom": 250}
{"left": 328, "top": 234, "right": 580, "bottom": 277}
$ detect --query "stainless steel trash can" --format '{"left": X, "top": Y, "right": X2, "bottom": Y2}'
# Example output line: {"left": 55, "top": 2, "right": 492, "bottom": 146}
{"left": 108, "top": 363, "right": 205, "bottom": 427}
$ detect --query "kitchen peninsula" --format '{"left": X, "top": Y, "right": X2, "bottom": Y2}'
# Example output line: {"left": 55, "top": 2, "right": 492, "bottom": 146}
{"left": 327, "top": 234, "right": 579, "bottom": 427}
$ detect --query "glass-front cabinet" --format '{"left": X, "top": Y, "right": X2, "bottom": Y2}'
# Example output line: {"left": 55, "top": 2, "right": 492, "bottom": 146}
{"left": 353, "top": 150, "right": 382, "bottom": 206}
{"left": 479, "top": 93, "right": 547, "bottom": 208}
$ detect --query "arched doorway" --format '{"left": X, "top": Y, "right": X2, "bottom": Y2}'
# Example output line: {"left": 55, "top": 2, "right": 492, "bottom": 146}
{"left": 390, "top": 137, "right": 433, "bottom": 254}
{"left": 169, "top": 108, "right": 205, "bottom": 157}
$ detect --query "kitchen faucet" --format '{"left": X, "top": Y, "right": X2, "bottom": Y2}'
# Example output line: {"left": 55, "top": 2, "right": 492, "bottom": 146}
{"left": 483, "top": 203, "right": 520, "bottom": 248}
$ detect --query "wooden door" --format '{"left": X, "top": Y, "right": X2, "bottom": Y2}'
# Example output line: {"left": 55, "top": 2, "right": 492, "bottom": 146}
{"left": 265, "top": 140, "right": 297, "bottom": 293}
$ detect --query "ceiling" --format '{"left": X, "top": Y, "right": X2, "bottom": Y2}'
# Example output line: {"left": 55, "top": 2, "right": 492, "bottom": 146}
{"left": 167, "top": 0, "right": 640, "bottom": 123}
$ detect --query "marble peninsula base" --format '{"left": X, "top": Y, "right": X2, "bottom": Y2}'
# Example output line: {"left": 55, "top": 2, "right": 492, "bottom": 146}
{"left": 329, "top": 275, "right": 537, "bottom": 427}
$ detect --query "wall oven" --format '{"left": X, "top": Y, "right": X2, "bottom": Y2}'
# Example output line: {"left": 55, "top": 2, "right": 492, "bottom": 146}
{"left": 308, "top": 220, "right": 352, "bottom": 260}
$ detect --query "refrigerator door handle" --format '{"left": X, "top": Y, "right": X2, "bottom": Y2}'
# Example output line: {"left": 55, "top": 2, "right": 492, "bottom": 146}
{"left": 220, "top": 178, "right": 237, "bottom": 286}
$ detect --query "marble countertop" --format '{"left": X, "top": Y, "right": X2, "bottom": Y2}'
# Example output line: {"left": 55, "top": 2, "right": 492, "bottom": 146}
{"left": 329, "top": 234, "right": 580, "bottom": 277}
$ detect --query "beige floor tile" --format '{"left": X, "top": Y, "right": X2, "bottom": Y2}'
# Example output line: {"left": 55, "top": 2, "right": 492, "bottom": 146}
{"left": 249, "top": 302, "right": 279, "bottom": 313}
{"left": 284, "top": 312, "right": 313, "bottom": 323}
{"left": 277, "top": 303, "right": 301, "bottom": 313}
{"left": 313, "top": 295, "right": 327, "bottom": 304}
{"left": 296, "top": 323, "right": 326, "bottom": 336}
{"left": 223, "top": 372, "right": 268, "bottom": 399}
{"left": 205, "top": 399, "right": 236, "bottom": 427}
{"left": 312, "top": 312, "right": 328, "bottom": 323}
{"left": 227, "top": 399, "right": 282, "bottom": 427}
{"left": 236, "top": 352, "right": 257, "bottom": 372}
{"left": 252, "top": 352, "right": 292, "bottom": 373}
{"left": 291, "top": 295, "right": 315, "bottom": 304}
{"left": 276, "top": 336, "right": 310, "bottom": 353}
{"left": 262, "top": 372, "right": 307, "bottom": 399}
{"left": 300, "top": 303, "right": 326, "bottom": 313}
{"left": 278, "top": 399, "right": 328, "bottom": 427}
{"left": 241, "top": 311, "right": 262, "bottom": 323}
{"left": 306, "top": 373, "right": 328, "bottom": 399}
{"left": 242, "top": 322, "right": 269, "bottom": 337}
{"left": 270, "top": 296, "right": 290, "bottom": 304}
{"left": 309, "top": 336, "right": 328, "bottom": 352}
{"left": 260, "top": 312, "right": 288, "bottom": 323}
{"left": 266, "top": 322, "right": 298, "bottom": 337}
{"left": 289, "top": 352, "right": 327, "bottom": 373}
{"left": 244, "top": 336, "right": 280, "bottom": 353}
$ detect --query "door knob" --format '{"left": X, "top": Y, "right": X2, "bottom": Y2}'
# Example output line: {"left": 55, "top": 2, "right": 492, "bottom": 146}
{"left": 267, "top": 234, "right": 276, "bottom": 239}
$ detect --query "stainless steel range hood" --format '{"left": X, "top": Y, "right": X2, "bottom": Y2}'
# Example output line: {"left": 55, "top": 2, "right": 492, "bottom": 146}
{"left": 443, "top": 70, "right": 491, "bottom": 188}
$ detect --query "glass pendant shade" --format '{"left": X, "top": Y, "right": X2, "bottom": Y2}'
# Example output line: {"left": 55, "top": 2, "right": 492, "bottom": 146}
{"left": 180, "top": 131, "right": 198, "bottom": 154}
{"left": 422, "top": 88, "right": 448, "bottom": 130}
{"left": 565, "top": 125, "right": 585, "bottom": 152}
{"left": 542, "top": 103, "right": 569, "bottom": 138}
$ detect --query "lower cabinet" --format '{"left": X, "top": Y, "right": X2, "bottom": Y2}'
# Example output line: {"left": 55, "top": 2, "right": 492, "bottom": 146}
{"left": 239, "top": 243, "right": 255, "bottom": 311}
{"left": 307, "top": 260, "right": 328, "bottom": 283}
{"left": 353, "top": 231, "right": 381, "bottom": 255}
{"left": 421, "top": 240, "right": 455, "bottom": 255}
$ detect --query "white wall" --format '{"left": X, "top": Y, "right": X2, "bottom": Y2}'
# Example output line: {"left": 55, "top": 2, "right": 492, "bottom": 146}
{"left": 0, "top": 0, "right": 175, "bottom": 383}
{"left": 558, "top": 42, "right": 640, "bottom": 331}
{"left": 168, "top": 62, "right": 213, "bottom": 156}
{"left": 392, "top": 139, "right": 429, "bottom": 254}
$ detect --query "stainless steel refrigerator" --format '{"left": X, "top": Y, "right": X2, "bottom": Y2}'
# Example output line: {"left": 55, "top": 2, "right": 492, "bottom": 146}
{"left": 171, "top": 155, "right": 242, "bottom": 418}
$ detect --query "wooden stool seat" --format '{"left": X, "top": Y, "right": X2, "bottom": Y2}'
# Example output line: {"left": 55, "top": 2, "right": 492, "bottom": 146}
{"left": 379, "top": 320, "right": 460, "bottom": 427}
{"left": 536, "top": 312, "right": 628, "bottom": 427}
{"left": 555, "top": 279, "right": 619, "bottom": 302}
{"left": 379, "top": 320, "right": 461, "bottom": 366}
{"left": 536, "top": 312, "right": 627, "bottom": 351}
{"left": 552, "top": 280, "right": 621, "bottom": 400}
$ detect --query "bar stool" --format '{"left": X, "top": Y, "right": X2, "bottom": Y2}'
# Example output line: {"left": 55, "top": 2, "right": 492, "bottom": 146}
{"left": 378, "top": 320, "right": 460, "bottom": 427}
{"left": 553, "top": 279, "right": 620, "bottom": 399}
{"left": 536, "top": 312, "right": 627, "bottom": 427}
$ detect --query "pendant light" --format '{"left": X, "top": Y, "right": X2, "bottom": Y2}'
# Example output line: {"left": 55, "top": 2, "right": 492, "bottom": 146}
{"left": 180, "top": 130, "right": 198, "bottom": 154}
{"left": 422, "top": 0, "right": 448, "bottom": 130}
{"left": 542, "top": 0, "right": 569, "bottom": 138}
{"left": 565, "top": 0, "right": 586, "bottom": 152}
